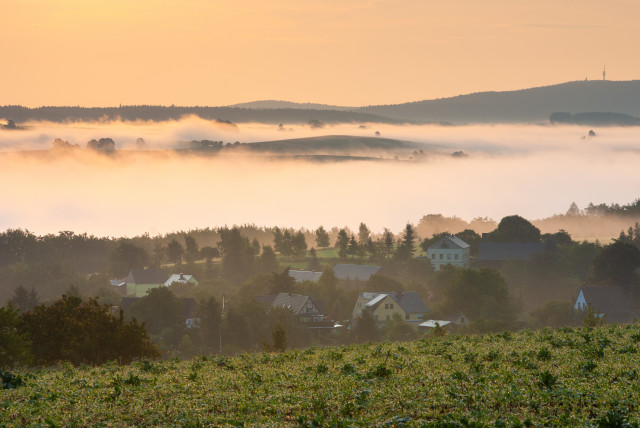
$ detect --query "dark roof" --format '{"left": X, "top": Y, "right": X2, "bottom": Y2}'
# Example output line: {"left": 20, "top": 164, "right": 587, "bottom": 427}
{"left": 288, "top": 270, "right": 323, "bottom": 283}
{"left": 579, "top": 286, "right": 630, "bottom": 314}
{"left": 477, "top": 242, "right": 545, "bottom": 261}
{"left": 271, "top": 293, "right": 312, "bottom": 314}
{"left": 334, "top": 264, "right": 381, "bottom": 281}
{"left": 360, "top": 291, "right": 428, "bottom": 314}
{"left": 255, "top": 293, "right": 326, "bottom": 316}
{"left": 429, "top": 236, "right": 470, "bottom": 250}
{"left": 127, "top": 269, "right": 169, "bottom": 284}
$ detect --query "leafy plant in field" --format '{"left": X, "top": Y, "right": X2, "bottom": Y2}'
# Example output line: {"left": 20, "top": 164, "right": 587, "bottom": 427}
{"left": 1, "top": 370, "right": 24, "bottom": 389}
{"left": 316, "top": 363, "right": 328, "bottom": 374}
{"left": 536, "top": 347, "right": 552, "bottom": 361}
{"left": 537, "top": 371, "right": 558, "bottom": 389}
{"left": 123, "top": 372, "right": 142, "bottom": 387}
{"left": 367, "top": 364, "right": 390, "bottom": 378}
{"left": 580, "top": 360, "right": 598, "bottom": 373}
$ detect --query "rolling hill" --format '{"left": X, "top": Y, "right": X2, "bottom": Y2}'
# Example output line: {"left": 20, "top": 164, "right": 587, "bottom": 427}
{"left": 3, "top": 80, "right": 640, "bottom": 125}
{"left": 181, "top": 135, "right": 445, "bottom": 161}
{"left": 356, "top": 80, "right": 640, "bottom": 123}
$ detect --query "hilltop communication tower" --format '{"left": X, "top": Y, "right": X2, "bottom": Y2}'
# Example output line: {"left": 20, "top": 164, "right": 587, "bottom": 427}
{"left": 603, "top": 66, "right": 606, "bottom": 81}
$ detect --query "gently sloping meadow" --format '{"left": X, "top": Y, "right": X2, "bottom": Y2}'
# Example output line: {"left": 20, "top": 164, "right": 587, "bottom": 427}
{"left": 3, "top": 324, "right": 640, "bottom": 426}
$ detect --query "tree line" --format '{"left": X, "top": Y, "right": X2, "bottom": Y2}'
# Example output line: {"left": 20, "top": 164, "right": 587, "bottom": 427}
{"left": 3, "top": 214, "right": 640, "bottom": 366}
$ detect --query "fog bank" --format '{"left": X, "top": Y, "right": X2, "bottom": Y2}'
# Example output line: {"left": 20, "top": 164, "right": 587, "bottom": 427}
{"left": 1, "top": 120, "right": 639, "bottom": 239}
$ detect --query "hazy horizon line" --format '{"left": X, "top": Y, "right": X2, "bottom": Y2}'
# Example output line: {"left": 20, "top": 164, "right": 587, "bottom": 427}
{"left": 3, "top": 78, "right": 638, "bottom": 111}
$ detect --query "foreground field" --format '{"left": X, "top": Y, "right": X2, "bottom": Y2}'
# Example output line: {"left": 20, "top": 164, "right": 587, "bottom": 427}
{"left": 3, "top": 324, "right": 640, "bottom": 426}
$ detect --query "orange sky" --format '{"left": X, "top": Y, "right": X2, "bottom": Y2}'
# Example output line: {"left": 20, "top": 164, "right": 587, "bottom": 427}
{"left": 1, "top": 0, "right": 639, "bottom": 107}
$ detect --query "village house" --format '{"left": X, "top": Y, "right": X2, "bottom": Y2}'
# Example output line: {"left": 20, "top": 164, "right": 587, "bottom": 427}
{"left": 124, "top": 269, "right": 170, "bottom": 297}
{"left": 255, "top": 293, "right": 331, "bottom": 326}
{"left": 121, "top": 269, "right": 198, "bottom": 297}
{"left": 352, "top": 291, "right": 428, "bottom": 324}
{"left": 288, "top": 264, "right": 381, "bottom": 283}
{"left": 333, "top": 264, "right": 381, "bottom": 281}
{"left": 288, "top": 270, "right": 323, "bottom": 283}
{"left": 427, "top": 235, "right": 470, "bottom": 271}
{"left": 574, "top": 285, "right": 637, "bottom": 323}
{"left": 164, "top": 273, "right": 199, "bottom": 287}
{"left": 476, "top": 241, "right": 545, "bottom": 267}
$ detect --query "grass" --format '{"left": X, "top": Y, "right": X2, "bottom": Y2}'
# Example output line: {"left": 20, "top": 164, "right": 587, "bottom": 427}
{"left": 4, "top": 324, "right": 640, "bottom": 426}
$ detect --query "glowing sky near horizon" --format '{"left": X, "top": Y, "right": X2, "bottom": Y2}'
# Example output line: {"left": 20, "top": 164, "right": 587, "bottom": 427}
{"left": 1, "top": 0, "right": 639, "bottom": 107}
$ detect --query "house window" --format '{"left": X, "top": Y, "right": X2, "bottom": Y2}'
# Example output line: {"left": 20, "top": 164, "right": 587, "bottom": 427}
{"left": 386, "top": 315, "right": 390, "bottom": 320}
{"left": 374, "top": 315, "right": 379, "bottom": 321}
{"left": 384, "top": 303, "right": 388, "bottom": 309}
{"left": 455, "top": 254, "right": 459, "bottom": 260}
{"left": 432, "top": 254, "right": 435, "bottom": 259}
{"left": 405, "top": 313, "right": 410, "bottom": 320}
{"left": 447, "top": 254, "right": 451, "bottom": 260}
{"left": 389, "top": 303, "right": 394, "bottom": 309}
{"left": 439, "top": 254, "right": 443, "bottom": 260}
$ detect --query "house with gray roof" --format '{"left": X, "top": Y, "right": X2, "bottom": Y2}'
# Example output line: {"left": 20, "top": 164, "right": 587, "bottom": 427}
{"left": 352, "top": 291, "right": 428, "bottom": 324}
{"left": 256, "top": 293, "right": 329, "bottom": 325}
{"left": 574, "top": 286, "right": 637, "bottom": 323}
{"left": 427, "top": 235, "right": 470, "bottom": 271}
{"left": 476, "top": 242, "right": 545, "bottom": 266}
{"left": 288, "top": 270, "right": 323, "bottom": 283}
{"left": 124, "top": 269, "right": 170, "bottom": 297}
{"left": 334, "top": 264, "right": 381, "bottom": 281}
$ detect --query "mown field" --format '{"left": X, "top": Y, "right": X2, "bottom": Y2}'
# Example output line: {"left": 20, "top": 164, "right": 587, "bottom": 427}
{"left": 3, "top": 324, "right": 640, "bottom": 426}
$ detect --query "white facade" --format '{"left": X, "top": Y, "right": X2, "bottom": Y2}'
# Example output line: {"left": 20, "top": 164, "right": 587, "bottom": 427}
{"left": 574, "top": 290, "right": 587, "bottom": 310}
{"left": 427, "top": 236, "right": 470, "bottom": 271}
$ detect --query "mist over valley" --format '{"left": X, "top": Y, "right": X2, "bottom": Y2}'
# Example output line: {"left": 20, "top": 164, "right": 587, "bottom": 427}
{"left": 1, "top": 117, "right": 639, "bottom": 240}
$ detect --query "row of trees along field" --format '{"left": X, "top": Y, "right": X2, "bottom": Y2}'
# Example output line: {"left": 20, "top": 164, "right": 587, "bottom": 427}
{"left": 2, "top": 212, "right": 640, "bottom": 364}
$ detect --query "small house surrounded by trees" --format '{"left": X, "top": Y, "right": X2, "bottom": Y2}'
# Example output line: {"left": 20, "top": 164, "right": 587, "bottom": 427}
{"left": 124, "top": 269, "right": 170, "bottom": 297}
{"left": 288, "top": 270, "right": 323, "bottom": 283}
{"left": 334, "top": 264, "right": 381, "bottom": 281}
{"left": 574, "top": 286, "right": 636, "bottom": 323}
{"left": 476, "top": 242, "right": 545, "bottom": 267}
{"left": 427, "top": 235, "right": 470, "bottom": 271}
{"left": 352, "top": 291, "right": 428, "bottom": 324}
{"left": 256, "top": 293, "right": 329, "bottom": 325}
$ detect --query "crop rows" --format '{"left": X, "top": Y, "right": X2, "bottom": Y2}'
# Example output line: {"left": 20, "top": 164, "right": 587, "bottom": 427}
{"left": 3, "top": 324, "right": 640, "bottom": 426}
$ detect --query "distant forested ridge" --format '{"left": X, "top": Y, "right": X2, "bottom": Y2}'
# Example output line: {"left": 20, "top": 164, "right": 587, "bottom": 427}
{"left": 549, "top": 111, "right": 640, "bottom": 126}
{"left": 355, "top": 80, "right": 640, "bottom": 123}
{"left": 0, "top": 105, "right": 401, "bottom": 125}
{"left": 4, "top": 80, "right": 640, "bottom": 125}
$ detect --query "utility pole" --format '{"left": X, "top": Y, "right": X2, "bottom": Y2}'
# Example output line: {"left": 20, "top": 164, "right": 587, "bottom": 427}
{"left": 603, "top": 66, "right": 606, "bottom": 81}
{"left": 219, "top": 292, "right": 225, "bottom": 354}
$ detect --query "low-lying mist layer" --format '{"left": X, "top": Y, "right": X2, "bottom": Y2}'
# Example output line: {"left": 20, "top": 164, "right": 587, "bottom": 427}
{"left": 1, "top": 118, "right": 639, "bottom": 238}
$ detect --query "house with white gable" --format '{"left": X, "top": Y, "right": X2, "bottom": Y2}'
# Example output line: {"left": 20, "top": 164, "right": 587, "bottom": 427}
{"left": 352, "top": 291, "right": 428, "bottom": 324}
{"left": 574, "top": 286, "right": 637, "bottom": 323}
{"left": 427, "top": 236, "right": 470, "bottom": 271}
